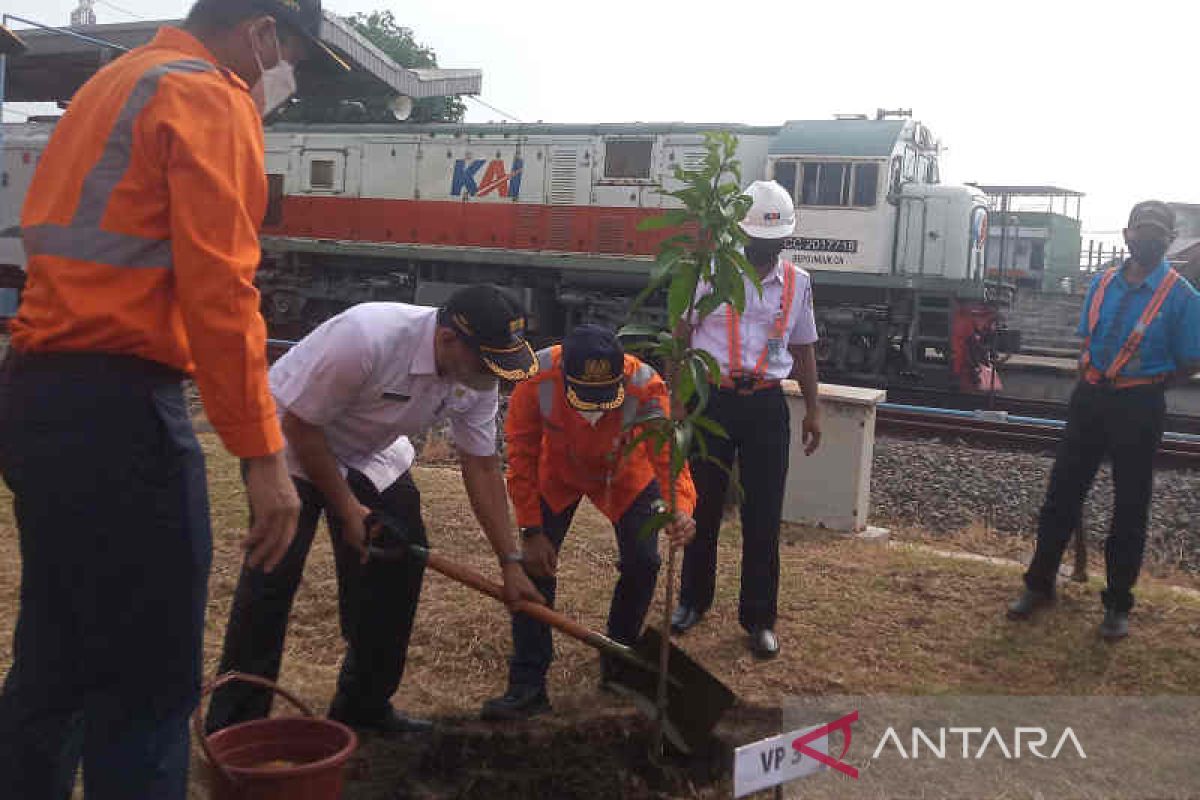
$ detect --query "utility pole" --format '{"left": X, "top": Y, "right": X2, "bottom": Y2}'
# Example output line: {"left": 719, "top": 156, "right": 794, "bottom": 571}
{"left": 71, "top": 0, "right": 97, "bottom": 27}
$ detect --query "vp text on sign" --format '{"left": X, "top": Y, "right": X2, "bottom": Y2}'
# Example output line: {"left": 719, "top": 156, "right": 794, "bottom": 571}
{"left": 733, "top": 724, "right": 829, "bottom": 798}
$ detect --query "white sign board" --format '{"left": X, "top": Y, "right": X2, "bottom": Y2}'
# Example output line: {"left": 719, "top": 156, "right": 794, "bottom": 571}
{"left": 734, "top": 725, "right": 829, "bottom": 798}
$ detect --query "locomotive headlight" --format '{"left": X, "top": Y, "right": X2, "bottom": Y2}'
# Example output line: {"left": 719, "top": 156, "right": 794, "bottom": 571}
{"left": 388, "top": 95, "right": 413, "bottom": 122}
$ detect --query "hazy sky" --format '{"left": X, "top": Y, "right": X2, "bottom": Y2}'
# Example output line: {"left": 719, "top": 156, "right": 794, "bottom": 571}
{"left": 4, "top": 0, "right": 1196, "bottom": 242}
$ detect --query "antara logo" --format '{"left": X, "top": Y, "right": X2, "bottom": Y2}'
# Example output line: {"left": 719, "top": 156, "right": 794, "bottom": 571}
{"left": 451, "top": 158, "right": 524, "bottom": 199}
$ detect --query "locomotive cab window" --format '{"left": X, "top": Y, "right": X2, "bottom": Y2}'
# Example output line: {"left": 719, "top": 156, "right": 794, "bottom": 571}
{"left": 799, "top": 161, "right": 880, "bottom": 208}
{"left": 773, "top": 161, "right": 798, "bottom": 198}
{"left": 602, "top": 139, "right": 653, "bottom": 180}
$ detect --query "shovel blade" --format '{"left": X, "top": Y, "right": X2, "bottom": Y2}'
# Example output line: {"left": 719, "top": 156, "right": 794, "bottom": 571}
{"left": 605, "top": 626, "right": 736, "bottom": 754}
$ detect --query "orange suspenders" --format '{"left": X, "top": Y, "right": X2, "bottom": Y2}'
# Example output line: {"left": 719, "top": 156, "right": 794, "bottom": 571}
{"left": 723, "top": 262, "right": 797, "bottom": 391}
{"left": 1080, "top": 267, "right": 1180, "bottom": 388}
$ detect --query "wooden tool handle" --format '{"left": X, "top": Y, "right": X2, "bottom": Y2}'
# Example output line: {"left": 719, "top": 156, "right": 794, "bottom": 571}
{"left": 424, "top": 551, "right": 603, "bottom": 646}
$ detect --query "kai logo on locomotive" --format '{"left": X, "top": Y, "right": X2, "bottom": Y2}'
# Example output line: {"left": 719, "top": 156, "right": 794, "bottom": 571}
{"left": 451, "top": 158, "right": 524, "bottom": 199}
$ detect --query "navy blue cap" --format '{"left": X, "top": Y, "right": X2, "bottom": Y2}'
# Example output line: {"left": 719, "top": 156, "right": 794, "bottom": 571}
{"left": 250, "top": 0, "right": 350, "bottom": 71}
{"left": 441, "top": 285, "right": 538, "bottom": 381}
{"left": 1128, "top": 201, "right": 1176, "bottom": 237}
{"left": 562, "top": 325, "right": 625, "bottom": 411}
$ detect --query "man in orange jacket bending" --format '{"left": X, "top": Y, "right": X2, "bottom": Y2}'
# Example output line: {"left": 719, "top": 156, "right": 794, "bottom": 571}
{"left": 481, "top": 325, "right": 697, "bottom": 720}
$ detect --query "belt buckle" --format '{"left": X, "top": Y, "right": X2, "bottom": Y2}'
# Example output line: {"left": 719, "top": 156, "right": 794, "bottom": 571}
{"left": 731, "top": 374, "right": 757, "bottom": 395}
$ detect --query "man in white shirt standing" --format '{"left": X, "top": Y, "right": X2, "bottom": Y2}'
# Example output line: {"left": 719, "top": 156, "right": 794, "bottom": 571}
{"left": 206, "top": 284, "right": 544, "bottom": 734}
{"left": 671, "top": 181, "right": 822, "bottom": 659}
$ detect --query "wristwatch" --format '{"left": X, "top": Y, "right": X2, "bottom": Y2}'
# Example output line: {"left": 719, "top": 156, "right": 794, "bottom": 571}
{"left": 500, "top": 550, "right": 525, "bottom": 566}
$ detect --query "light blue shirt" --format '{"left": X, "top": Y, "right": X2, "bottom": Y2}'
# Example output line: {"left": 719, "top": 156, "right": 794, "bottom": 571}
{"left": 1077, "top": 260, "right": 1200, "bottom": 378}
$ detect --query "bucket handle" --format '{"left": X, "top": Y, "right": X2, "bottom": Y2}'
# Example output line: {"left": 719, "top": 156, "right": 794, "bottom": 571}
{"left": 192, "top": 671, "right": 316, "bottom": 786}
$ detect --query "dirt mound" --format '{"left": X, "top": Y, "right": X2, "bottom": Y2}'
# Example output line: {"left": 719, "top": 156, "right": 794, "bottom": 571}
{"left": 345, "top": 704, "right": 780, "bottom": 800}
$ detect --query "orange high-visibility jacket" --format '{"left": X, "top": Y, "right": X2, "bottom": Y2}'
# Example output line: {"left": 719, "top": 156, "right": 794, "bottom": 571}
{"left": 12, "top": 27, "right": 282, "bottom": 458}
{"left": 506, "top": 347, "right": 697, "bottom": 527}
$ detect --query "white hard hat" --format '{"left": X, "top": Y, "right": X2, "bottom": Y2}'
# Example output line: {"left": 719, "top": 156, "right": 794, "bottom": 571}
{"left": 739, "top": 180, "right": 796, "bottom": 239}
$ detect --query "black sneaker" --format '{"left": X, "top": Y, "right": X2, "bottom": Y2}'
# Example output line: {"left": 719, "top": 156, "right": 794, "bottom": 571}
{"left": 480, "top": 685, "right": 551, "bottom": 721}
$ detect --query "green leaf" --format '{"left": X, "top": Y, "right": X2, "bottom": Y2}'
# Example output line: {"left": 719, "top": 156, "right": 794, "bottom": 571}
{"left": 667, "top": 262, "right": 700, "bottom": 328}
{"left": 637, "top": 209, "right": 690, "bottom": 232}
{"left": 694, "top": 348, "right": 722, "bottom": 383}
{"left": 690, "top": 414, "right": 728, "bottom": 440}
{"left": 623, "top": 422, "right": 669, "bottom": 452}
{"left": 638, "top": 511, "right": 674, "bottom": 540}
{"left": 686, "top": 356, "right": 710, "bottom": 413}
{"left": 675, "top": 353, "right": 696, "bottom": 408}
{"left": 671, "top": 423, "right": 694, "bottom": 477}
{"left": 695, "top": 291, "right": 725, "bottom": 321}
{"left": 617, "top": 323, "right": 662, "bottom": 340}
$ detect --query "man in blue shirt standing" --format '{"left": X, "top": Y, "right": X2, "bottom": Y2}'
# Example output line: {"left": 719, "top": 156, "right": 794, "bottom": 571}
{"left": 1008, "top": 201, "right": 1200, "bottom": 639}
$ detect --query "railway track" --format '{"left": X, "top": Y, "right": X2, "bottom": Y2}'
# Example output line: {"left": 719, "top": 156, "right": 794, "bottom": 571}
{"left": 877, "top": 405, "right": 1200, "bottom": 469}
{"left": 883, "top": 385, "right": 1200, "bottom": 436}
{"left": 7, "top": 324, "right": 1199, "bottom": 467}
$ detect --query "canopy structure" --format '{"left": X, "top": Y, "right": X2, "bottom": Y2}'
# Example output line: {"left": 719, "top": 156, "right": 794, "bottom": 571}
{"left": 1, "top": 13, "right": 481, "bottom": 104}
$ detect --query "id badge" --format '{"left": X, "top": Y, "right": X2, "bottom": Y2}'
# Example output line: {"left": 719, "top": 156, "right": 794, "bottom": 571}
{"left": 766, "top": 337, "right": 786, "bottom": 365}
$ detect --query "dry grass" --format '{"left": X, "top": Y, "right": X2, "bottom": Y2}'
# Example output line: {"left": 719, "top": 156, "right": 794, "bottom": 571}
{"left": 1, "top": 435, "right": 1199, "bottom": 798}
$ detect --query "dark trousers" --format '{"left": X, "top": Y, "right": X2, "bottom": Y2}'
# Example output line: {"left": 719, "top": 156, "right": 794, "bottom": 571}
{"left": 1025, "top": 381, "right": 1166, "bottom": 612}
{"left": 206, "top": 469, "right": 427, "bottom": 732}
{"left": 0, "top": 352, "right": 211, "bottom": 800}
{"left": 680, "top": 387, "right": 790, "bottom": 631}
{"left": 509, "top": 482, "right": 662, "bottom": 689}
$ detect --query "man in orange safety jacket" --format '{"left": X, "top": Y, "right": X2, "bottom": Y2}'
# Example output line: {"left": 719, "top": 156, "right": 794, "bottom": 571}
{"left": 481, "top": 325, "right": 697, "bottom": 720}
{"left": 0, "top": 1, "right": 346, "bottom": 796}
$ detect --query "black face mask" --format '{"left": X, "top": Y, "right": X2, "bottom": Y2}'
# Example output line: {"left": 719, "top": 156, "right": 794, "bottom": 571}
{"left": 1127, "top": 239, "right": 1168, "bottom": 268}
{"left": 745, "top": 240, "right": 785, "bottom": 267}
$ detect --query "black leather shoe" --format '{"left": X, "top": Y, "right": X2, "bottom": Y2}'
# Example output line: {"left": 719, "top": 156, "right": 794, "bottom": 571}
{"left": 1006, "top": 589, "right": 1056, "bottom": 620}
{"left": 480, "top": 685, "right": 551, "bottom": 721}
{"left": 328, "top": 701, "right": 432, "bottom": 735}
{"left": 749, "top": 628, "right": 779, "bottom": 660}
{"left": 670, "top": 606, "right": 704, "bottom": 635}
{"left": 1099, "top": 609, "right": 1129, "bottom": 641}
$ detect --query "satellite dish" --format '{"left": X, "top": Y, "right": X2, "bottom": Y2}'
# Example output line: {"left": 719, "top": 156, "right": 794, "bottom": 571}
{"left": 388, "top": 95, "right": 413, "bottom": 121}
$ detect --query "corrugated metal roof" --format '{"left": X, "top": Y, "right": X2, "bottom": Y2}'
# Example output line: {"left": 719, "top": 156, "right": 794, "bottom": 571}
{"left": 318, "top": 14, "right": 480, "bottom": 98}
{"left": 269, "top": 121, "right": 782, "bottom": 136}
{"left": 1, "top": 15, "right": 480, "bottom": 103}
{"left": 769, "top": 119, "right": 906, "bottom": 158}
{"left": 0, "top": 24, "right": 27, "bottom": 55}
{"left": 971, "top": 184, "right": 1085, "bottom": 197}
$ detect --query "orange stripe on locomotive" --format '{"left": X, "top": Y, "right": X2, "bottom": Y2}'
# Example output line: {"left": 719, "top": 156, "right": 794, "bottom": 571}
{"left": 264, "top": 197, "right": 677, "bottom": 256}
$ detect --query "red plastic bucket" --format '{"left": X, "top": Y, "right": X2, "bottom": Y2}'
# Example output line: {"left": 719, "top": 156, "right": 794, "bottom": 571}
{"left": 194, "top": 672, "right": 358, "bottom": 800}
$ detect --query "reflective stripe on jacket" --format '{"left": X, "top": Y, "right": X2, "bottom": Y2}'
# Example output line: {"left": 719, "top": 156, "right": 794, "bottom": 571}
{"left": 506, "top": 347, "right": 697, "bottom": 526}
{"left": 12, "top": 27, "right": 281, "bottom": 457}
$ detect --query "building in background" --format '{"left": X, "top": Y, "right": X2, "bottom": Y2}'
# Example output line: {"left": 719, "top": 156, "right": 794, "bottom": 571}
{"left": 970, "top": 185, "right": 1084, "bottom": 293}
{"left": 1168, "top": 203, "right": 1200, "bottom": 286}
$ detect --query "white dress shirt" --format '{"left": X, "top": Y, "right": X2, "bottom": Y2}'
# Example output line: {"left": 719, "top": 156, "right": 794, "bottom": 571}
{"left": 691, "top": 258, "right": 819, "bottom": 381}
{"left": 270, "top": 303, "right": 499, "bottom": 491}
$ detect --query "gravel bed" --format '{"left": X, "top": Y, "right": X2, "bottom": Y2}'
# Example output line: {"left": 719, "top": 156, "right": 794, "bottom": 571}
{"left": 871, "top": 435, "right": 1200, "bottom": 573}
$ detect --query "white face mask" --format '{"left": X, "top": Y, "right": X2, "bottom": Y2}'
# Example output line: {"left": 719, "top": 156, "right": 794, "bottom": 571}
{"left": 576, "top": 409, "right": 605, "bottom": 426}
{"left": 250, "top": 25, "right": 296, "bottom": 118}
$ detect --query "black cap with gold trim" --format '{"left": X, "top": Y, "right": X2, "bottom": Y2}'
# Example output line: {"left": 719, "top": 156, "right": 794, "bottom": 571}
{"left": 562, "top": 325, "right": 625, "bottom": 412}
{"left": 251, "top": 0, "right": 350, "bottom": 71}
{"left": 440, "top": 285, "right": 538, "bottom": 382}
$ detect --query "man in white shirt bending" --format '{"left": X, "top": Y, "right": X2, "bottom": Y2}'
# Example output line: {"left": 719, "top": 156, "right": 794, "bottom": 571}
{"left": 206, "top": 284, "right": 544, "bottom": 735}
